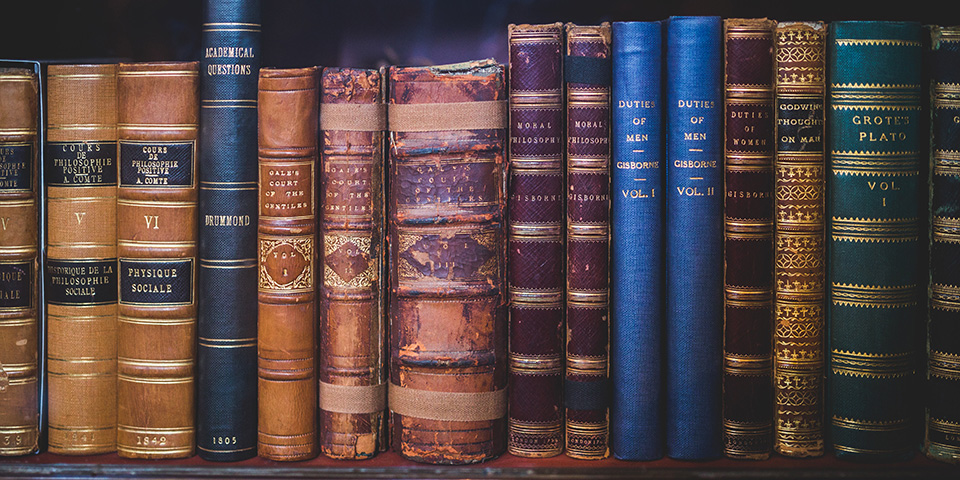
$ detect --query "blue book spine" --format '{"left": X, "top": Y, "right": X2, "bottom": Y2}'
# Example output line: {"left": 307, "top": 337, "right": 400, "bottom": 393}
{"left": 664, "top": 15, "right": 723, "bottom": 460}
{"left": 197, "top": 0, "right": 261, "bottom": 461}
{"left": 827, "top": 21, "right": 922, "bottom": 461}
{"left": 610, "top": 20, "right": 664, "bottom": 461}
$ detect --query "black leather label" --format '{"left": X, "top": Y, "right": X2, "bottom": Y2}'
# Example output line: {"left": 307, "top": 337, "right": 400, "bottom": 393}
{"left": 0, "top": 261, "right": 32, "bottom": 308}
{"left": 119, "top": 258, "right": 194, "bottom": 305}
{"left": 0, "top": 143, "right": 33, "bottom": 191}
{"left": 46, "top": 141, "right": 118, "bottom": 186}
{"left": 119, "top": 140, "right": 195, "bottom": 188}
{"left": 46, "top": 258, "right": 118, "bottom": 305}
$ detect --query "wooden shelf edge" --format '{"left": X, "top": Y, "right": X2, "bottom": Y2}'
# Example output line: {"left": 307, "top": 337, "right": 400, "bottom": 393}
{"left": 1, "top": 451, "right": 959, "bottom": 479}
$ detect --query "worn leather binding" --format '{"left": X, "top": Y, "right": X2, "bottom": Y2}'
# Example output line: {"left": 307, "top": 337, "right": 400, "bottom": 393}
{"left": 722, "top": 18, "right": 776, "bottom": 460}
{"left": 0, "top": 67, "right": 39, "bottom": 457}
{"left": 564, "top": 23, "right": 611, "bottom": 461}
{"left": 610, "top": 20, "right": 663, "bottom": 461}
{"left": 116, "top": 61, "right": 199, "bottom": 459}
{"left": 318, "top": 67, "right": 386, "bottom": 460}
{"left": 197, "top": 0, "right": 261, "bottom": 462}
{"left": 507, "top": 22, "right": 565, "bottom": 459}
{"left": 45, "top": 63, "right": 118, "bottom": 455}
{"left": 257, "top": 67, "right": 319, "bottom": 461}
{"left": 388, "top": 59, "right": 507, "bottom": 465}
{"left": 773, "top": 21, "right": 826, "bottom": 458}
{"left": 927, "top": 25, "right": 960, "bottom": 464}
{"left": 827, "top": 21, "right": 922, "bottom": 461}
{"left": 665, "top": 16, "right": 723, "bottom": 460}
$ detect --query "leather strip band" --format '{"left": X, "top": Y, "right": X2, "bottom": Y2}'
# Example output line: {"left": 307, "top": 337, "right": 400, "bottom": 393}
{"left": 388, "top": 384, "right": 507, "bottom": 421}
{"left": 318, "top": 381, "right": 386, "bottom": 414}
{"left": 564, "top": 55, "right": 612, "bottom": 85}
{"left": 564, "top": 378, "right": 610, "bottom": 411}
{"left": 319, "top": 103, "right": 386, "bottom": 132}
{"left": 388, "top": 100, "right": 507, "bottom": 132}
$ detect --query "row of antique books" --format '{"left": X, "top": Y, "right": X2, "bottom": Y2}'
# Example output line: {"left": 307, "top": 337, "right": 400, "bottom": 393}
{"left": 1, "top": 9, "right": 959, "bottom": 468}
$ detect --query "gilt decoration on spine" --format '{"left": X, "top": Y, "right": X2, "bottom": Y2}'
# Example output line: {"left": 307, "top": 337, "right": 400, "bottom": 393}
{"left": 507, "top": 22, "right": 565, "bottom": 459}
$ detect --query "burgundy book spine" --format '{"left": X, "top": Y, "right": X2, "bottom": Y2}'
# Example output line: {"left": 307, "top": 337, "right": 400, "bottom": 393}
{"left": 507, "top": 22, "right": 565, "bottom": 458}
{"left": 722, "top": 18, "right": 776, "bottom": 459}
{"left": 564, "top": 22, "right": 611, "bottom": 460}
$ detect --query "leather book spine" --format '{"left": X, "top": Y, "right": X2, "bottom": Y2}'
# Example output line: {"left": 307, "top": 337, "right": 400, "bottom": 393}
{"left": 722, "top": 18, "right": 775, "bottom": 460}
{"left": 318, "top": 67, "right": 386, "bottom": 460}
{"left": 116, "top": 62, "right": 199, "bottom": 459}
{"left": 665, "top": 16, "right": 723, "bottom": 460}
{"left": 507, "top": 22, "right": 565, "bottom": 459}
{"left": 45, "top": 63, "right": 118, "bottom": 455}
{"left": 388, "top": 59, "right": 507, "bottom": 465}
{"left": 564, "top": 22, "right": 611, "bottom": 461}
{"left": 0, "top": 67, "right": 39, "bottom": 457}
{"left": 927, "top": 25, "right": 960, "bottom": 464}
{"left": 610, "top": 20, "right": 663, "bottom": 461}
{"left": 773, "top": 21, "right": 826, "bottom": 458}
{"left": 827, "top": 21, "right": 922, "bottom": 461}
{"left": 197, "top": 0, "right": 261, "bottom": 462}
{"left": 257, "top": 67, "right": 319, "bottom": 461}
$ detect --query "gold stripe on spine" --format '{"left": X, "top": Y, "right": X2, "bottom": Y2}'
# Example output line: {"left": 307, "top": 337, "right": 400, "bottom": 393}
{"left": 932, "top": 283, "right": 960, "bottom": 312}
{"left": 831, "top": 350, "right": 913, "bottom": 378}
{"left": 565, "top": 420, "right": 608, "bottom": 459}
{"left": 929, "top": 351, "right": 960, "bottom": 380}
{"left": 832, "top": 416, "right": 909, "bottom": 432}
{"left": 830, "top": 283, "right": 917, "bottom": 308}
{"left": 566, "top": 355, "right": 607, "bottom": 377}
{"left": 510, "top": 354, "right": 562, "bottom": 376}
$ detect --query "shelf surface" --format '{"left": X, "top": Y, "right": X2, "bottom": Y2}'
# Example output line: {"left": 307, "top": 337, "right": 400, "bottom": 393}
{"left": 1, "top": 450, "right": 959, "bottom": 479}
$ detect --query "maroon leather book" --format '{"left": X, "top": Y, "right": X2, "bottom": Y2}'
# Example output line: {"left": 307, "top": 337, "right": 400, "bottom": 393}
{"left": 564, "top": 23, "right": 611, "bottom": 460}
{"left": 507, "top": 22, "right": 565, "bottom": 459}
{"left": 387, "top": 59, "right": 507, "bottom": 465}
{"left": 318, "top": 67, "right": 387, "bottom": 460}
{"left": 722, "top": 18, "right": 776, "bottom": 459}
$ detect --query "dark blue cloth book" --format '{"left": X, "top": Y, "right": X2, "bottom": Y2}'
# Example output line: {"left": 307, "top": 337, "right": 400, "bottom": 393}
{"left": 610, "top": 20, "right": 664, "bottom": 461}
{"left": 664, "top": 15, "right": 723, "bottom": 460}
{"left": 827, "top": 20, "right": 922, "bottom": 461}
{"left": 196, "top": 0, "right": 261, "bottom": 461}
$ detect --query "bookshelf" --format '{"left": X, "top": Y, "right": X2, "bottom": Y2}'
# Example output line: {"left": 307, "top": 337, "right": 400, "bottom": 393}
{"left": 3, "top": 0, "right": 960, "bottom": 477}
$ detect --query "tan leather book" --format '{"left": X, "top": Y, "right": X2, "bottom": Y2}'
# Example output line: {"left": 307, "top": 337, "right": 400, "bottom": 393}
{"left": 0, "top": 67, "right": 39, "bottom": 457}
{"left": 45, "top": 63, "right": 119, "bottom": 455}
{"left": 257, "top": 66, "right": 319, "bottom": 461}
{"left": 116, "top": 62, "right": 199, "bottom": 459}
{"left": 318, "top": 67, "right": 387, "bottom": 460}
{"left": 388, "top": 59, "right": 508, "bottom": 464}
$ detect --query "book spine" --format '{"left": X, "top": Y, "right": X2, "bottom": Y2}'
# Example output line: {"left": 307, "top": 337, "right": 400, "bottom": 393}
{"left": 665, "top": 15, "right": 723, "bottom": 460}
{"left": 197, "top": 0, "right": 261, "bottom": 462}
{"left": 507, "top": 22, "right": 565, "bottom": 459}
{"left": 773, "top": 21, "right": 826, "bottom": 458}
{"left": 387, "top": 59, "right": 507, "bottom": 465}
{"left": 45, "top": 63, "right": 118, "bottom": 455}
{"left": 257, "top": 67, "right": 319, "bottom": 461}
{"left": 827, "top": 21, "right": 922, "bottom": 461}
{"left": 318, "top": 67, "right": 386, "bottom": 460}
{"left": 610, "top": 20, "right": 663, "bottom": 461}
{"left": 564, "top": 22, "right": 611, "bottom": 461}
{"left": 722, "top": 18, "right": 776, "bottom": 460}
{"left": 0, "top": 67, "right": 39, "bottom": 457}
{"left": 927, "top": 25, "right": 960, "bottom": 464}
{"left": 116, "top": 61, "right": 199, "bottom": 459}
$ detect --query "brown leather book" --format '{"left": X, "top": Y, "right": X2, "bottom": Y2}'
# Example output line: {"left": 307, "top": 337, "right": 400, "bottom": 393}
{"left": 388, "top": 59, "right": 508, "bottom": 464}
{"left": 773, "top": 21, "right": 826, "bottom": 458}
{"left": 45, "top": 63, "right": 119, "bottom": 455}
{"left": 116, "top": 62, "right": 199, "bottom": 459}
{"left": 722, "top": 18, "right": 776, "bottom": 460}
{"left": 0, "top": 67, "right": 39, "bottom": 457}
{"left": 257, "top": 66, "right": 319, "bottom": 461}
{"left": 318, "top": 67, "right": 387, "bottom": 460}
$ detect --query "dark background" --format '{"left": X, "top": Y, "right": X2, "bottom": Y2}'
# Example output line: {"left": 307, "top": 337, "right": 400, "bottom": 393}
{"left": 1, "top": 0, "right": 955, "bottom": 68}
